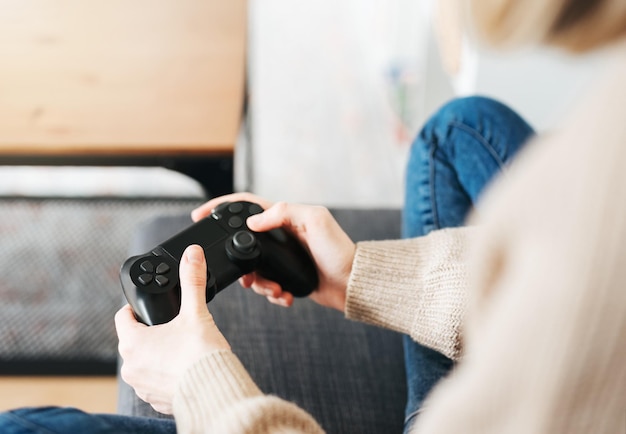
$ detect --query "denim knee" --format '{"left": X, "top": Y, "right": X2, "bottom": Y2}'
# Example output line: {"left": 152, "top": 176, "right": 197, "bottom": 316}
{"left": 416, "top": 95, "right": 534, "bottom": 164}
{"left": 403, "top": 96, "right": 534, "bottom": 237}
{"left": 428, "top": 96, "right": 516, "bottom": 126}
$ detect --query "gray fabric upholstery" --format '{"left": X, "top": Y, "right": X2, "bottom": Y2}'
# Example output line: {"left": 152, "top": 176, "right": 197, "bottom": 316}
{"left": 118, "top": 208, "right": 406, "bottom": 434}
{"left": 0, "top": 198, "right": 203, "bottom": 375}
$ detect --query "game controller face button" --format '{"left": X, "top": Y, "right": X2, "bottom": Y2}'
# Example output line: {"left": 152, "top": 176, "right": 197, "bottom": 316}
{"left": 233, "top": 231, "right": 257, "bottom": 253}
{"left": 140, "top": 260, "right": 154, "bottom": 273}
{"left": 138, "top": 273, "right": 153, "bottom": 285}
{"left": 211, "top": 202, "right": 231, "bottom": 220}
{"left": 155, "top": 275, "right": 170, "bottom": 287}
{"left": 156, "top": 263, "right": 171, "bottom": 275}
{"left": 214, "top": 202, "right": 232, "bottom": 211}
{"left": 228, "top": 216, "right": 244, "bottom": 228}
{"left": 228, "top": 202, "right": 244, "bottom": 214}
{"left": 248, "top": 204, "right": 264, "bottom": 215}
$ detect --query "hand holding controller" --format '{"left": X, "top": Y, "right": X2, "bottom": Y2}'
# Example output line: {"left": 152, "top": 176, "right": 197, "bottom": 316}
{"left": 120, "top": 201, "right": 319, "bottom": 325}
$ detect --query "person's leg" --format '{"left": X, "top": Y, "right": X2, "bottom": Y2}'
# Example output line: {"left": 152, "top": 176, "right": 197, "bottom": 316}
{"left": 0, "top": 406, "right": 176, "bottom": 434}
{"left": 402, "top": 96, "right": 534, "bottom": 431}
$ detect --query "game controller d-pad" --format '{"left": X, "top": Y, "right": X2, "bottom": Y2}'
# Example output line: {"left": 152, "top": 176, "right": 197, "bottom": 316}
{"left": 128, "top": 252, "right": 178, "bottom": 293}
{"left": 120, "top": 201, "right": 319, "bottom": 325}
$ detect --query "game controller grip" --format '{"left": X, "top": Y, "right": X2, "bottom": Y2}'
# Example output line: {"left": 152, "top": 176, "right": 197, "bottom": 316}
{"left": 255, "top": 231, "right": 318, "bottom": 297}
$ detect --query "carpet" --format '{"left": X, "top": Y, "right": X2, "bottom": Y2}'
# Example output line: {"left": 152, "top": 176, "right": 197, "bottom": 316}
{"left": 0, "top": 197, "right": 203, "bottom": 375}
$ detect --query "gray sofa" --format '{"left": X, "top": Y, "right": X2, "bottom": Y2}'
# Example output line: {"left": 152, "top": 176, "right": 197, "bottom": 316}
{"left": 117, "top": 208, "right": 407, "bottom": 434}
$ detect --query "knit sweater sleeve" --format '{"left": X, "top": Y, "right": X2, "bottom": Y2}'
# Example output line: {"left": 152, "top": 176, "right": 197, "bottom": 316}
{"left": 173, "top": 350, "right": 325, "bottom": 434}
{"left": 345, "top": 227, "right": 475, "bottom": 361}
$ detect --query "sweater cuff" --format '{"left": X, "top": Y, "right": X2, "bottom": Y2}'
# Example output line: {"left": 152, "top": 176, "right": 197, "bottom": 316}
{"left": 345, "top": 238, "right": 424, "bottom": 335}
{"left": 345, "top": 228, "right": 471, "bottom": 360}
{"left": 173, "top": 350, "right": 262, "bottom": 430}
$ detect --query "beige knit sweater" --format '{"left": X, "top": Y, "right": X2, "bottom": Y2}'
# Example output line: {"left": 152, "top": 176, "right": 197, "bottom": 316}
{"left": 172, "top": 44, "right": 626, "bottom": 434}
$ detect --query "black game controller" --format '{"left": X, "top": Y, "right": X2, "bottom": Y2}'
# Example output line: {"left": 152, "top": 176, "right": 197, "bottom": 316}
{"left": 120, "top": 201, "right": 319, "bottom": 325}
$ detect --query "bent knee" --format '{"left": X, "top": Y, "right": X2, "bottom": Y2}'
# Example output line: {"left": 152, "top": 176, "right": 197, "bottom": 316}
{"left": 429, "top": 96, "right": 511, "bottom": 131}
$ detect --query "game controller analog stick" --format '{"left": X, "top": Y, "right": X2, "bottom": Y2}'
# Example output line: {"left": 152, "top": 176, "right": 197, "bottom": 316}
{"left": 226, "top": 230, "right": 261, "bottom": 262}
{"left": 120, "top": 201, "right": 319, "bottom": 325}
{"left": 233, "top": 231, "right": 256, "bottom": 252}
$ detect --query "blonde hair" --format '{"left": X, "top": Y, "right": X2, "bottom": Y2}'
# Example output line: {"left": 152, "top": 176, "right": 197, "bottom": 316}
{"left": 469, "top": 0, "right": 626, "bottom": 52}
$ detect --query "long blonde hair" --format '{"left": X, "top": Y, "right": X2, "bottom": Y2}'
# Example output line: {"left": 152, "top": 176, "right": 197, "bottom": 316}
{"left": 469, "top": 0, "right": 626, "bottom": 51}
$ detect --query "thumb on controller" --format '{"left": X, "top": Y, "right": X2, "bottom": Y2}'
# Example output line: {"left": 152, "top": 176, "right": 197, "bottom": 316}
{"left": 179, "top": 245, "right": 210, "bottom": 318}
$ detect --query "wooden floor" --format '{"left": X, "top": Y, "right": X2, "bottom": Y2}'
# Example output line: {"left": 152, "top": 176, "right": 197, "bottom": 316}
{"left": 0, "top": 376, "right": 117, "bottom": 413}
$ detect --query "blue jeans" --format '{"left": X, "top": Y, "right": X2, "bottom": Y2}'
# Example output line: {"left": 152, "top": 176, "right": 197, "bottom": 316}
{"left": 401, "top": 96, "right": 534, "bottom": 432}
{"left": 0, "top": 407, "right": 175, "bottom": 433}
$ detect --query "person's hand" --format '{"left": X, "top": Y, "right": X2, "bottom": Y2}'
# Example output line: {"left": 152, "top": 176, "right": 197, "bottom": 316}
{"left": 115, "top": 245, "right": 231, "bottom": 415}
{"left": 192, "top": 192, "right": 356, "bottom": 312}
